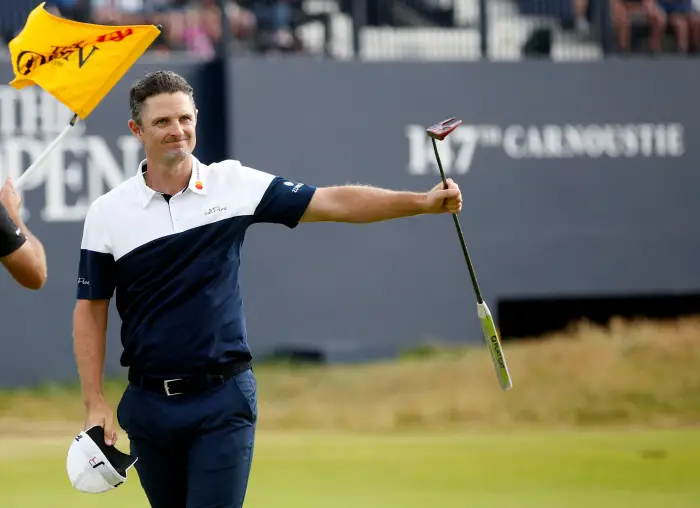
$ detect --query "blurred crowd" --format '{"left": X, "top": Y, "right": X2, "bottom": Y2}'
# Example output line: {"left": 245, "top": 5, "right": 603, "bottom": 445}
{"left": 13, "top": 0, "right": 327, "bottom": 56}
{"left": 572, "top": 0, "right": 700, "bottom": 53}
{"left": 2, "top": 0, "right": 698, "bottom": 58}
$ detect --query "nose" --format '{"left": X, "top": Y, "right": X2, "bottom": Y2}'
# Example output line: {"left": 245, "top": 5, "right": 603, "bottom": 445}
{"left": 169, "top": 122, "right": 185, "bottom": 138}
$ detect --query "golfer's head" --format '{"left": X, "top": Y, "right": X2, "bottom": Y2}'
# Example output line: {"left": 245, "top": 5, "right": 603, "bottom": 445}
{"left": 128, "top": 70, "right": 198, "bottom": 164}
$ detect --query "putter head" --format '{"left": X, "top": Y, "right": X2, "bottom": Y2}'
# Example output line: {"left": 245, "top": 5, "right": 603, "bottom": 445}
{"left": 426, "top": 117, "right": 463, "bottom": 141}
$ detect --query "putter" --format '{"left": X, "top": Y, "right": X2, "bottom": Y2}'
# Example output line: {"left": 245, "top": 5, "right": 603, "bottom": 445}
{"left": 426, "top": 117, "right": 513, "bottom": 391}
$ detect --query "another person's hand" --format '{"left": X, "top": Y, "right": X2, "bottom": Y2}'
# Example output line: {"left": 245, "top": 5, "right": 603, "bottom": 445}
{"left": 0, "top": 177, "right": 22, "bottom": 222}
{"left": 425, "top": 178, "right": 462, "bottom": 214}
{"left": 85, "top": 399, "right": 119, "bottom": 446}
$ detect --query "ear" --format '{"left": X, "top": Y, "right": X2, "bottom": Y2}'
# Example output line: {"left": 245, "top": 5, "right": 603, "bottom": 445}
{"left": 128, "top": 119, "right": 143, "bottom": 141}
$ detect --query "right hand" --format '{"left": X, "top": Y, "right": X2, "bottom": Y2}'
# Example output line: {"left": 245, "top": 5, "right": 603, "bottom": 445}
{"left": 85, "top": 399, "right": 118, "bottom": 446}
{"left": 0, "top": 177, "right": 22, "bottom": 221}
{"left": 425, "top": 178, "right": 462, "bottom": 215}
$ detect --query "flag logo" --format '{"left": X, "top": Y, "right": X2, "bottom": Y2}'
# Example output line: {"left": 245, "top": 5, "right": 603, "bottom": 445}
{"left": 14, "top": 27, "right": 137, "bottom": 77}
{"left": 8, "top": 3, "right": 160, "bottom": 119}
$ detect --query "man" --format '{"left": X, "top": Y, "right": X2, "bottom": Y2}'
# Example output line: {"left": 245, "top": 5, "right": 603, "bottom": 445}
{"left": 73, "top": 70, "right": 462, "bottom": 508}
{"left": 0, "top": 176, "right": 48, "bottom": 290}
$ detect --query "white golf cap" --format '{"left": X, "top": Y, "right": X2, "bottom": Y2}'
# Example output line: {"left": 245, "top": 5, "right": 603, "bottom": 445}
{"left": 66, "top": 425, "right": 138, "bottom": 494}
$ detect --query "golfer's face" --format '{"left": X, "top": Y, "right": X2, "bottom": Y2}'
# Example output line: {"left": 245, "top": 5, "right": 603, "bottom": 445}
{"left": 140, "top": 92, "right": 197, "bottom": 163}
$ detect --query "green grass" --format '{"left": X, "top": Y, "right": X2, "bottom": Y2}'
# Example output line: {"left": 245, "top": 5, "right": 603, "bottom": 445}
{"left": 1, "top": 317, "right": 700, "bottom": 506}
{"left": 1, "top": 428, "right": 699, "bottom": 507}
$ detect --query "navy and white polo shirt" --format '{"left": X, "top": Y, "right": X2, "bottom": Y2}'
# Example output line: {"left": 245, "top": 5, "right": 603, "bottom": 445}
{"left": 76, "top": 156, "right": 316, "bottom": 376}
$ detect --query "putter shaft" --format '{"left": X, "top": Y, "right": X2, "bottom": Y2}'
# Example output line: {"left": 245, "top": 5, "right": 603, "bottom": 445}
{"left": 430, "top": 138, "right": 484, "bottom": 304}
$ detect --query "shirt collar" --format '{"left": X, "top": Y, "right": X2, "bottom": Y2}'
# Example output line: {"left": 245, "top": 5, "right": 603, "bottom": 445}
{"left": 136, "top": 155, "right": 207, "bottom": 208}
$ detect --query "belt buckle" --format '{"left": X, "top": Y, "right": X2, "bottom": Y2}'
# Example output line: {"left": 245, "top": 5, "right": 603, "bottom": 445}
{"left": 164, "top": 378, "right": 184, "bottom": 396}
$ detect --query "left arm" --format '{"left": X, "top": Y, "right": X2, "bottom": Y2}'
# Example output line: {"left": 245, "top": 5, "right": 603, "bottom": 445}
{"left": 300, "top": 180, "right": 462, "bottom": 223}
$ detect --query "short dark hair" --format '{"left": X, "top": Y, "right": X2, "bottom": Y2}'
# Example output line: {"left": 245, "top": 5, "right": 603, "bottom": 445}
{"left": 129, "top": 70, "right": 195, "bottom": 126}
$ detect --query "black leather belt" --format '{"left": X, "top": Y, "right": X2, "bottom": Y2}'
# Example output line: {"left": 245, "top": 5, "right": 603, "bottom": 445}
{"left": 128, "top": 360, "right": 252, "bottom": 397}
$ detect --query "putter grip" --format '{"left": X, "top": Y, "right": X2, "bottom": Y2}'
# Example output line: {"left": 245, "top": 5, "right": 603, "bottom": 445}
{"left": 477, "top": 302, "right": 513, "bottom": 390}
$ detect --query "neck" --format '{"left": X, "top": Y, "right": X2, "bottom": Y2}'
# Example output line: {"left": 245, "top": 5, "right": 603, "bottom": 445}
{"left": 144, "top": 155, "right": 192, "bottom": 195}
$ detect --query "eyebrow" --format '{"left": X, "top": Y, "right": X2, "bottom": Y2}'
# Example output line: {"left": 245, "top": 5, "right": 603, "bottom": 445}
{"left": 152, "top": 114, "right": 193, "bottom": 124}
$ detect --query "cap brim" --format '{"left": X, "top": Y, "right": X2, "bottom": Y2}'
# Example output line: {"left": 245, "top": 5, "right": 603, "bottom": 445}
{"left": 84, "top": 426, "right": 138, "bottom": 477}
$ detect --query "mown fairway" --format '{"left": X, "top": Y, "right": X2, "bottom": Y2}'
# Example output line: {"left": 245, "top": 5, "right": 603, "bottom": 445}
{"left": 1, "top": 427, "right": 699, "bottom": 508}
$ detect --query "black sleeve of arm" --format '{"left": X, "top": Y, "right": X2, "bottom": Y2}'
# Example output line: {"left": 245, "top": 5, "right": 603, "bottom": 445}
{"left": 0, "top": 202, "right": 26, "bottom": 258}
{"left": 252, "top": 177, "right": 317, "bottom": 228}
{"left": 76, "top": 199, "right": 116, "bottom": 300}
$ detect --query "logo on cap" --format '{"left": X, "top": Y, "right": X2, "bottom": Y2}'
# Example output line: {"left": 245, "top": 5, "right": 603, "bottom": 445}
{"left": 89, "top": 457, "right": 105, "bottom": 469}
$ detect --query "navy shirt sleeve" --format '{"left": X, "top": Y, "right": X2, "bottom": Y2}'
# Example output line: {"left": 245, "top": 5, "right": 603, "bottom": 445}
{"left": 252, "top": 176, "right": 317, "bottom": 228}
{"left": 0, "top": 201, "right": 26, "bottom": 258}
{"left": 76, "top": 199, "right": 116, "bottom": 300}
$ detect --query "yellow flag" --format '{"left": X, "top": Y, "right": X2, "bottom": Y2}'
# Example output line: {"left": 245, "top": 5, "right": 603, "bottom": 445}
{"left": 8, "top": 2, "right": 161, "bottom": 119}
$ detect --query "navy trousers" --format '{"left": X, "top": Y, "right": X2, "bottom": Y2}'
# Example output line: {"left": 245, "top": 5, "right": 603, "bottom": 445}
{"left": 116, "top": 369, "right": 258, "bottom": 508}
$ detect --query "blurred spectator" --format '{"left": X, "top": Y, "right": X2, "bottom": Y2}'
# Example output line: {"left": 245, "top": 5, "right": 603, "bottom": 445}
{"left": 237, "top": 0, "right": 298, "bottom": 51}
{"left": 44, "top": 0, "right": 90, "bottom": 21}
{"left": 692, "top": 7, "right": 700, "bottom": 52}
{"left": 90, "top": 0, "right": 150, "bottom": 25}
{"left": 569, "top": 0, "right": 699, "bottom": 54}
{"left": 615, "top": 0, "right": 700, "bottom": 53}
{"left": 572, "top": 0, "right": 593, "bottom": 33}
{"left": 145, "top": 1, "right": 257, "bottom": 54}
{"left": 608, "top": 0, "right": 635, "bottom": 51}
{"left": 613, "top": 0, "right": 667, "bottom": 52}
{"left": 572, "top": 0, "right": 637, "bottom": 50}
{"left": 656, "top": 0, "right": 692, "bottom": 52}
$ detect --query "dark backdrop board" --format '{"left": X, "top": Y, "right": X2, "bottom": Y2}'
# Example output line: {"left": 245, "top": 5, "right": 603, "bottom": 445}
{"left": 0, "top": 55, "right": 698, "bottom": 387}
{"left": 226, "top": 57, "right": 700, "bottom": 361}
{"left": 0, "top": 55, "right": 225, "bottom": 387}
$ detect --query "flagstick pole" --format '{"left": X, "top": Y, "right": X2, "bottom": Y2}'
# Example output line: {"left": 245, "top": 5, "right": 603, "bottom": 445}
{"left": 14, "top": 113, "right": 79, "bottom": 192}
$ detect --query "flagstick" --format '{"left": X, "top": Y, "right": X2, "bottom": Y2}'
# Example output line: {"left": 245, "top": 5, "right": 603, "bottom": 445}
{"left": 14, "top": 113, "right": 79, "bottom": 192}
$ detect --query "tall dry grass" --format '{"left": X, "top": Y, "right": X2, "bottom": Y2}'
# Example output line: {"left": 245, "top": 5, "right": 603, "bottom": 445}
{"left": 1, "top": 316, "right": 699, "bottom": 433}
{"left": 254, "top": 316, "right": 700, "bottom": 432}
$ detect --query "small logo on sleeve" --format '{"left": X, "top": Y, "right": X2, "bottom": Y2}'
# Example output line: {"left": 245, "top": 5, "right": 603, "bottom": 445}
{"left": 77, "top": 278, "right": 90, "bottom": 285}
{"left": 283, "top": 181, "right": 303, "bottom": 193}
